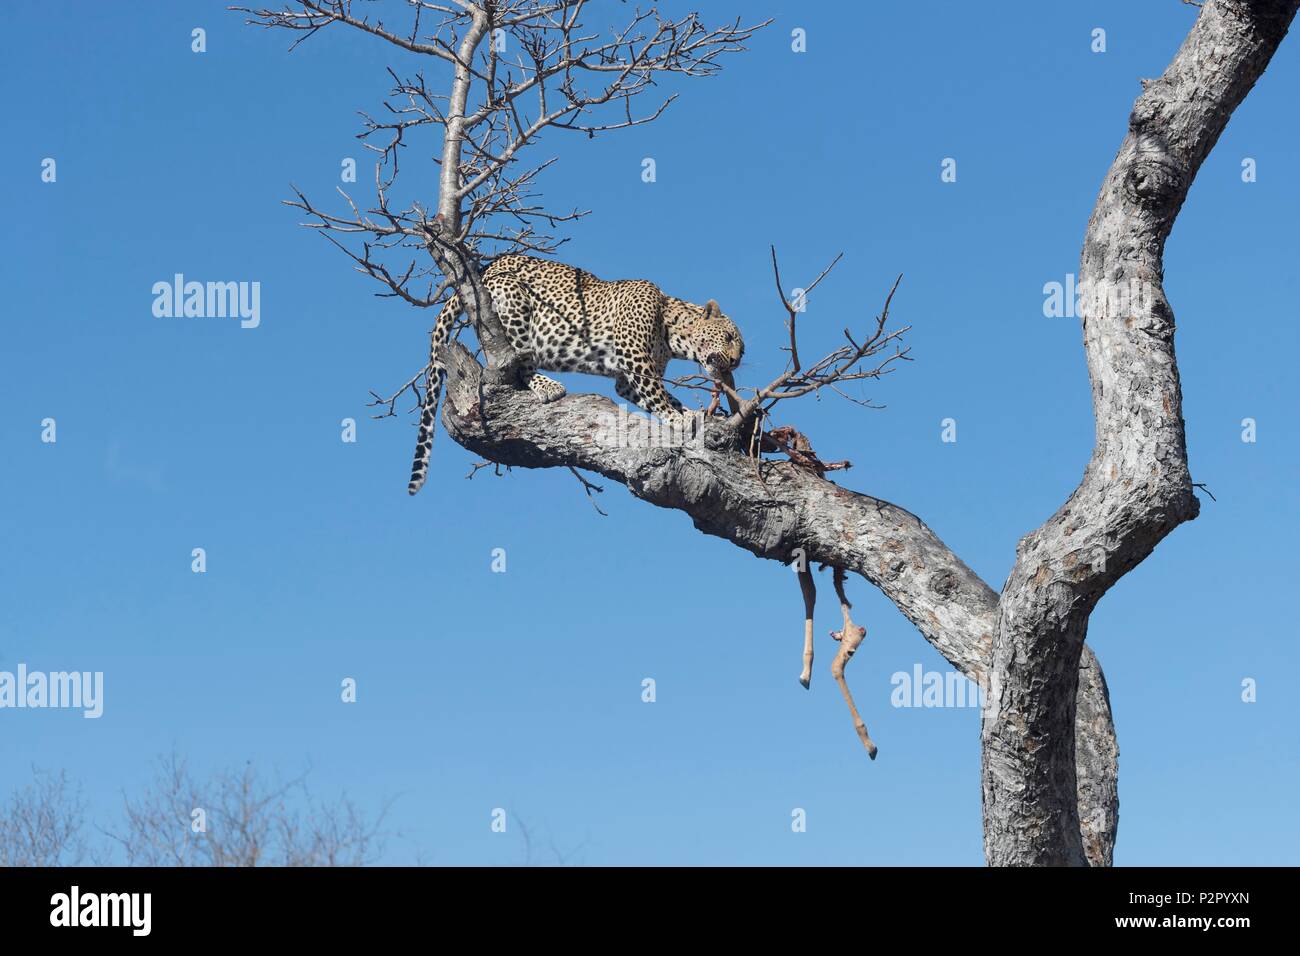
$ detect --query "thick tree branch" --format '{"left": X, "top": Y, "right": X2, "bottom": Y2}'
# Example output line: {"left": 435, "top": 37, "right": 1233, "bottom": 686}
{"left": 436, "top": 340, "right": 1120, "bottom": 863}
{"left": 981, "top": 0, "right": 1298, "bottom": 866}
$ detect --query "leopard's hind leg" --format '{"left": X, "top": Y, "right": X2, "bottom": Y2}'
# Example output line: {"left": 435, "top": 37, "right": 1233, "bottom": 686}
{"left": 522, "top": 365, "right": 567, "bottom": 403}
{"left": 487, "top": 272, "right": 566, "bottom": 403}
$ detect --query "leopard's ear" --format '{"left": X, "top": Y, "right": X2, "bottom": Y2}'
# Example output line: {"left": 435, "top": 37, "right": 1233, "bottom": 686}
{"left": 703, "top": 299, "right": 721, "bottom": 318}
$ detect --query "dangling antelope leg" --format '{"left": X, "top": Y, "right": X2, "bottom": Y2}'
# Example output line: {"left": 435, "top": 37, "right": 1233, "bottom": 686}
{"left": 829, "top": 567, "right": 877, "bottom": 759}
{"left": 797, "top": 564, "right": 816, "bottom": 689}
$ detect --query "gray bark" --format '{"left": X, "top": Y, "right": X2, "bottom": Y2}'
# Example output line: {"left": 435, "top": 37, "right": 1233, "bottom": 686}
{"left": 980, "top": 0, "right": 1298, "bottom": 865}
{"left": 436, "top": 341, "right": 1119, "bottom": 864}
{"left": 437, "top": 10, "right": 488, "bottom": 231}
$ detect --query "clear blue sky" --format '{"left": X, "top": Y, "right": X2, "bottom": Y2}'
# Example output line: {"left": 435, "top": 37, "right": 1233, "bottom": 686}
{"left": 2, "top": 0, "right": 1297, "bottom": 866}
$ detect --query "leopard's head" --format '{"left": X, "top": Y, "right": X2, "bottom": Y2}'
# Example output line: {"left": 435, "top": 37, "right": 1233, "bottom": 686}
{"left": 689, "top": 300, "right": 744, "bottom": 379}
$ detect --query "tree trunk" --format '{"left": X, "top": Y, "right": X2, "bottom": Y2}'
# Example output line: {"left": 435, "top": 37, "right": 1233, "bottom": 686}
{"left": 980, "top": 0, "right": 1298, "bottom": 866}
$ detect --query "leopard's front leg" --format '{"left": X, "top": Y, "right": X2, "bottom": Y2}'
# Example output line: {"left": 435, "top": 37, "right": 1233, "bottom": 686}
{"left": 620, "top": 368, "right": 685, "bottom": 422}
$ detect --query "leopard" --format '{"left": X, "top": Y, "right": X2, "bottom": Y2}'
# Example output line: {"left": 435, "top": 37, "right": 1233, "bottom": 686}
{"left": 407, "top": 254, "right": 744, "bottom": 494}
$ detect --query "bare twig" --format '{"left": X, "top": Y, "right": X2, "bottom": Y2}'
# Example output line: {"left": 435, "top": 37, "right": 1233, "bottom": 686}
{"left": 466, "top": 460, "right": 504, "bottom": 479}
{"left": 771, "top": 246, "right": 843, "bottom": 374}
{"left": 566, "top": 465, "right": 607, "bottom": 516}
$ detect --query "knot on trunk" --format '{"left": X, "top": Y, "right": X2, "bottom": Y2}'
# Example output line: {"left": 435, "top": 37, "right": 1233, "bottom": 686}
{"left": 1123, "top": 155, "right": 1182, "bottom": 211}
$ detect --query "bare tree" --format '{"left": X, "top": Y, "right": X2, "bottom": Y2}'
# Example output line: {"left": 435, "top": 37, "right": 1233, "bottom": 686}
{"left": 513, "top": 813, "right": 589, "bottom": 866}
{"left": 106, "top": 753, "right": 387, "bottom": 867}
{"left": 236, "top": 0, "right": 1298, "bottom": 865}
{"left": 0, "top": 769, "right": 89, "bottom": 866}
{"left": 0, "top": 757, "right": 387, "bottom": 867}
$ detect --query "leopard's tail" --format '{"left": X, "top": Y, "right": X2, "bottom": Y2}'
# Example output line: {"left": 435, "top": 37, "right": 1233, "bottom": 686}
{"left": 407, "top": 293, "right": 462, "bottom": 495}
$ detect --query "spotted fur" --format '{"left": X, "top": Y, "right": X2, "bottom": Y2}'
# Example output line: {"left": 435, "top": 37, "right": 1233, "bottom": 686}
{"left": 408, "top": 255, "right": 743, "bottom": 494}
